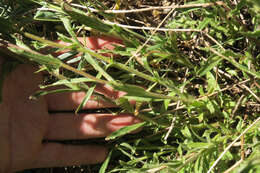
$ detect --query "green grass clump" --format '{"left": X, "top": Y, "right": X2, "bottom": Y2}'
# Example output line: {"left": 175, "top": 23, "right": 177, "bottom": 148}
{"left": 1, "top": 0, "right": 260, "bottom": 172}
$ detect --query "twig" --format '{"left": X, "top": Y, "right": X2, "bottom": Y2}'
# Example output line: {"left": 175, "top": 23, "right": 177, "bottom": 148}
{"left": 198, "top": 79, "right": 250, "bottom": 101}
{"left": 71, "top": 1, "right": 226, "bottom": 14}
{"left": 147, "top": 165, "right": 168, "bottom": 173}
{"left": 104, "top": 21, "right": 201, "bottom": 32}
{"left": 125, "top": 16, "right": 147, "bottom": 26}
{"left": 246, "top": 102, "right": 260, "bottom": 107}
{"left": 241, "top": 133, "right": 245, "bottom": 161}
{"left": 241, "top": 84, "right": 260, "bottom": 103}
{"left": 201, "top": 56, "right": 234, "bottom": 80}
{"left": 223, "top": 159, "right": 243, "bottom": 173}
{"left": 164, "top": 116, "right": 176, "bottom": 140}
{"left": 204, "top": 41, "right": 260, "bottom": 79}
{"left": 233, "top": 0, "right": 249, "bottom": 44}
{"left": 125, "top": 3, "right": 179, "bottom": 65}
{"left": 164, "top": 68, "right": 188, "bottom": 141}
{"left": 0, "top": 39, "right": 36, "bottom": 64}
{"left": 231, "top": 94, "right": 245, "bottom": 117}
{"left": 37, "top": 7, "right": 60, "bottom": 13}
{"left": 203, "top": 32, "right": 225, "bottom": 50}
{"left": 141, "top": 79, "right": 251, "bottom": 113}
{"left": 207, "top": 116, "right": 260, "bottom": 173}
{"left": 215, "top": 68, "right": 233, "bottom": 80}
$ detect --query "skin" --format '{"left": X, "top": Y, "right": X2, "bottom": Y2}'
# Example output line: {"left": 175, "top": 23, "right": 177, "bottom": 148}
{"left": 52, "top": 36, "right": 123, "bottom": 57}
{"left": 0, "top": 37, "right": 140, "bottom": 172}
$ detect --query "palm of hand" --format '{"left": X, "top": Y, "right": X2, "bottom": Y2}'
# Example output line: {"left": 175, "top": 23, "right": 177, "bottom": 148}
{"left": 1, "top": 64, "right": 139, "bottom": 172}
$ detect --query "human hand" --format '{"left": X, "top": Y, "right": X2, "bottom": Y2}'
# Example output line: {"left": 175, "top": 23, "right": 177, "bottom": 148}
{"left": 0, "top": 37, "right": 140, "bottom": 172}
{"left": 51, "top": 35, "right": 123, "bottom": 57}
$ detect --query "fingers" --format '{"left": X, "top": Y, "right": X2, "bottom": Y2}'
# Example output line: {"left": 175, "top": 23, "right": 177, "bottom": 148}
{"left": 32, "top": 143, "right": 107, "bottom": 169}
{"left": 45, "top": 113, "right": 141, "bottom": 140}
{"left": 57, "top": 36, "right": 123, "bottom": 50}
{"left": 45, "top": 84, "right": 128, "bottom": 111}
{"left": 80, "top": 36, "right": 123, "bottom": 50}
{"left": 51, "top": 36, "right": 123, "bottom": 57}
{"left": 46, "top": 92, "right": 116, "bottom": 111}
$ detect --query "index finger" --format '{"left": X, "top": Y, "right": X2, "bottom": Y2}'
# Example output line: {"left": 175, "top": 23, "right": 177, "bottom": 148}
{"left": 52, "top": 36, "right": 123, "bottom": 57}
{"left": 45, "top": 84, "right": 132, "bottom": 111}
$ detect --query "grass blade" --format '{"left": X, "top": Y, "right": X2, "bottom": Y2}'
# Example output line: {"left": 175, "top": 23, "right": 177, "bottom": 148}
{"left": 8, "top": 47, "right": 61, "bottom": 70}
{"left": 83, "top": 53, "right": 115, "bottom": 82}
{"left": 99, "top": 150, "right": 113, "bottom": 173}
{"left": 61, "top": 2, "right": 112, "bottom": 33}
{"left": 75, "top": 85, "right": 95, "bottom": 114}
{"left": 105, "top": 122, "right": 146, "bottom": 140}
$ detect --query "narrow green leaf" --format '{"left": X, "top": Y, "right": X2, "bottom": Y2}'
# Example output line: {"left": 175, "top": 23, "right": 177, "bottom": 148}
{"left": 39, "top": 78, "right": 93, "bottom": 89}
{"left": 152, "top": 52, "right": 194, "bottom": 68}
{"left": 198, "top": 17, "right": 211, "bottom": 30}
{"left": 83, "top": 53, "right": 115, "bottom": 82}
{"left": 206, "top": 71, "right": 219, "bottom": 94}
{"left": 181, "top": 126, "right": 192, "bottom": 139}
{"left": 242, "top": 30, "right": 260, "bottom": 37}
{"left": 8, "top": 47, "right": 61, "bottom": 70}
{"left": 194, "top": 155, "right": 201, "bottom": 173}
{"left": 34, "top": 10, "right": 60, "bottom": 21}
{"left": 61, "top": 2, "right": 112, "bottom": 33}
{"left": 116, "top": 97, "right": 134, "bottom": 113}
{"left": 169, "top": 54, "right": 194, "bottom": 68}
{"left": 75, "top": 85, "right": 95, "bottom": 114}
{"left": 236, "top": 117, "right": 244, "bottom": 131}
{"left": 197, "top": 56, "right": 222, "bottom": 77}
{"left": 121, "top": 96, "right": 156, "bottom": 102}
{"left": 111, "top": 83, "right": 179, "bottom": 101}
{"left": 30, "top": 88, "right": 79, "bottom": 100}
{"left": 247, "top": 120, "right": 260, "bottom": 133}
{"left": 66, "top": 56, "right": 81, "bottom": 64}
{"left": 58, "top": 52, "right": 77, "bottom": 61}
{"left": 57, "top": 32, "right": 74, "bottom": 43}
{"left": 161, "top": 91, "right": 175, "bottom": 112}
{"left": 105, "top": 122, "right": 146, "bottom": 140}
{"left": 120, "top": 143, "right": 136, "bottom": 154}
{"left": 142, "top": 55, "right": 153, "bottom": 74}
{"left": 230, "top": 59, "right": 260, "bottom": 78}
{"left": 99, "top": 150, "right": 113, "bottom": 173}
{"left": 220, "top": 50, "right": 260, "bottom": 79}
{"left": 187, "top": 142, "right": 213, "bottom": 149}
{"left": 206, "top": 100, "right": 215, "bottom": 114}
{"left": 60, "top": 16, "right": 81, "bottom": 45}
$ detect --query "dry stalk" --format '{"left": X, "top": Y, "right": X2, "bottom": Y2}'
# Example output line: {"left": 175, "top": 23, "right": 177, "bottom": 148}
{"left": 164, "top": 68, "right": 189, "bottom": 141}
{"left": 104, "top": 21, "right": 201, "bottom": 32}
{"left": 231, "top": 94, "right": 245, "bottom": 117}
{"left": 223, "top": 159, "right": 243, "bottom": 173}
{"left": 125, "top": 4, "right": 179, "bottom": 65}
{"left": 241, "top": 84, "right": 260, "bottom": 103}
{"left": 207, "top": 116, "right": 260, "bottom": 173}
{"left": 71, "top": 1, "right": 226, "bottom": 14}
{"left": 141, "top": 79, "right": 251, "bottom": 114}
